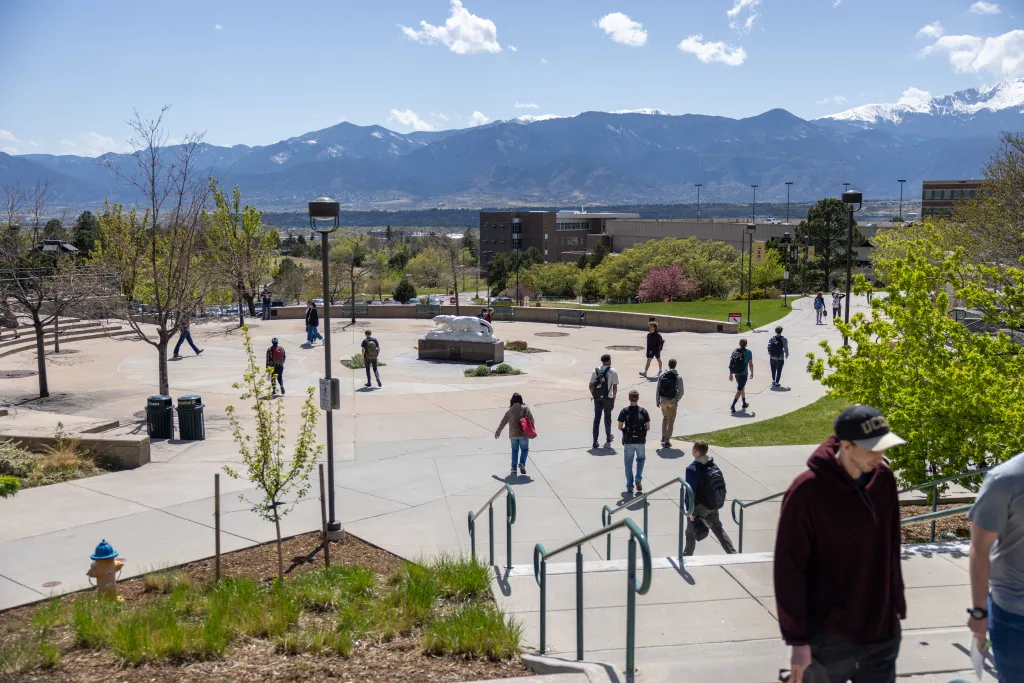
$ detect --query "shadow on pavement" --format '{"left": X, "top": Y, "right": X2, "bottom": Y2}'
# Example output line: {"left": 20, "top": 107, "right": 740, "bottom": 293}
{"left": 657, "top": 446, "right": 684, "bottom": 459}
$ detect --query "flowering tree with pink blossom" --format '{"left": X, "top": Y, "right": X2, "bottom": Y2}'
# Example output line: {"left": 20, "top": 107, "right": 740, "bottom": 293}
{"left": 636, "top": 263, "right": 700, "bottom": 302}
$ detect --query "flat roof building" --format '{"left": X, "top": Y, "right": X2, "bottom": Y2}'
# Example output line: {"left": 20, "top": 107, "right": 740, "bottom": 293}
{"left": 478, "top": 210, "right": 639, "bottom": 265}
{"left": 921, "top": 179, "right": 983, "bottom": 217}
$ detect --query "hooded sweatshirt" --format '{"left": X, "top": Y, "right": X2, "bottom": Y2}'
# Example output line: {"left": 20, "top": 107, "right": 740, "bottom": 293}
{"left": 773, "top": 436, "right": 906, "bottom": 646}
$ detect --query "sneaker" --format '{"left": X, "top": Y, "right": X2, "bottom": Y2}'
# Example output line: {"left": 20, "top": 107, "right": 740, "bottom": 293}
{"left": 281, "top": 388, "right": 286, "bottom": 395}
{"left": 635, "top": 481, "right": 643, "bottom": 493}
{"left": 730, "top": 404, "right": 737, "bottom": 413}
{"left": 742, "top": 401, "right": 749, "bottom": 410}
{"left": 592, "top": 442, "right": 600, "bottom": 449}
{"left": 663, "top": 441, "right": 671, "bottom": 449}
{"left": 639, "top": 371, "right": 647, "bottom": 377}
{"left": 172, "top": 354, "right": 182, "bottom": 359}
{"left": 607, "top": 434, "right": 615, "bottom": 444}
{"left": 377, "top": 378, "right": 382, "bottom": 387}
{"left": 626, "top": 488, "right": 634, "bottom": 496}
{"left": 196, "top": 349, "right": 204, "bottom": 355}
{"left": 365, "top": 382, "right": 372, "bottom": 388}
{"left": 511, "top": 467, "right": 517, "bottom": 475}
{"left": 519, "top": 463, "right": 526, "bottom": 475}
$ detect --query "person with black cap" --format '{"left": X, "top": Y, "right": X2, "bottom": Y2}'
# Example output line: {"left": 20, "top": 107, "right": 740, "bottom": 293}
{"left": 774, "top": 405, "right": 907, "bottom": 683}
{"left": 265, "top": 337, "right": 286, "bottom": 395}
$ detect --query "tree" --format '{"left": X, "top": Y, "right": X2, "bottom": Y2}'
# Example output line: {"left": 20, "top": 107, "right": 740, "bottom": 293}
{"left": 205, "top": 180, "right": 277, "bottom": 325}
{"left": 573, "top": 265, "right": 601, "bottom": 301}
{"left": 953, "top": 132, "right": 1024, "bottom": 265}
{"left": 271, "top": 258, "right": 309, "bottom": 303}
{"left": 2, "top": 183, "right": 25, "bottom": 232}
{"left": 751, "top": 249, "right": 785, "bottom": 291}
{"left": 388, "top": 249, "right": 409, "bottom": 274}
{"left": 407, "top": 245, "right": 446, "bottom": 289}
{"left": 393, "top": 277, "right": 417, "bottom": 303}
{"left": 432, "top": 234, "right": 466, "bottom": 314}
{"left": 94, "top": 108, "right": 214, "bottom": 396}
{"left": 223, "top": 327, "right": 321, "bottom": 581}
{"left": 25, "top": 179, "right": 51, "bottom": 246}
{"left": 42, "top": 219, "right": 65, "bottom": 239}
{"left": 795, "top": 198, "right": 861, "bottom": 291}
{"left": 522, "top": 262, "right": 580, "bottom": 298}
{"left": 332, "top": 234, "right": 369, "bottom": 318}
{"left": 636, "top": 263, "right": 700, "bottom": 302}
{"left": 591, "top": 237, "right": 739, "bottom": 301}
{"left": 808, "top": 236, "right": 1024, "bottom": 489}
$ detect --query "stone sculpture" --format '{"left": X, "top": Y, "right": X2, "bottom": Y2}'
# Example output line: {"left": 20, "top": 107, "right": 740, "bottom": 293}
{"left": 425, "top": 315, "right": 497, "bottom": 341}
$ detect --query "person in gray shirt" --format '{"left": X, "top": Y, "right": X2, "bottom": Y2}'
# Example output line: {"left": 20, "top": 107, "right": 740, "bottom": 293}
{"left": 967, "top": 452, "right": 1024, "bottom": 683}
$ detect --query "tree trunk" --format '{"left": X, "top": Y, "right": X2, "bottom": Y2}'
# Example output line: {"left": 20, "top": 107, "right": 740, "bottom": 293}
{"left": 237, "top": 289, "right": 245, "bottom": 328}
{"left": 33, "top": 320, "right": 49, "bottom": 398}
{"left": 157, "top": 339, "right": 169, "bottom": 395}
{"left": 53, "top": 314, "right": 60, "bottom": 354}
{"left": 243, "top": 293, "right": 256, "bottom": 316}
{"left": 453, "top": 271, "right": 460, "bottom": 316}
{"left": 275, "top": 516, "right": 284, "bottom": 582}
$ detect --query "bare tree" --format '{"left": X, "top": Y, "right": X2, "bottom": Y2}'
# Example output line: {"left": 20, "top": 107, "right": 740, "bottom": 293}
{"left": 25, "top": 179, "right": 51, "bottom": 246}
{"left": 3, "top": 183, "right": 25, "bottom": 231}
{"left": 433, "top": 233, "right": 466, "bottom": 315}
{"left": 96, "top": 107, "right": 215, "bottom": 395}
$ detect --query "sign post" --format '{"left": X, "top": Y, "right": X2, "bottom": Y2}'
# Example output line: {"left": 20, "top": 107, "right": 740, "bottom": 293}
{"left": 319, "top": 378, "right": 340, "bottom": 411}
{"left": 728, "top": 312, "right": 742, "bottom": 324}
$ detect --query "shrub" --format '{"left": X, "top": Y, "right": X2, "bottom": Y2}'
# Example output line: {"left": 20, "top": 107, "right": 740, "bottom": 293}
{"left": 464, "top": 365, "right": 491, "bottom": 377}
{"left": 636, "top": 263, "right": 700, "bottom": 303}
{"left": 0, "top": 475, "right": 19, "bottom": 498}
{"left": 0, "top": 441, "right": 35, "bottom": 478}
{"left": 729, "top": 287, "right": 780, "bottom": 301}
{"left": 431, "top": 554, "right": 491, "bottom": 600}
{"left": 0, "top": 637, "right": 61, "bottom": 674}
{"left": 492, "top": 364, "right": 520, "bottom": 376}
{"left": 505, "top": 340, "right": 528, "bottom": 352}
{"left": 393, "top": 278, "right": 417, "bottom": 304}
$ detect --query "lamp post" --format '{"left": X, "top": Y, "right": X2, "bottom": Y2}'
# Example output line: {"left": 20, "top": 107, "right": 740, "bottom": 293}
{"left": 750, "top": 185, "right": 758, "bottom": 223}
{"left": 897, "top": 179, "right": 906, "bottom": 222}
{"left": 695, "top": 183, "right": 702, "bottom": 221}
{"left": 308, "top": 197, "right": 343, "bottom": 540}
{"left": 785, "top": 181, "right": 793, "bottom": 224}
{"left": 841, "top": 190, "right": 862, "bottom": 348}
{"left": 513, "top": 223, "right": 521, "bottom": 306}
{"left": 781, "top": 231, "right": 792, "bottom": 308}
{"left": 745, "top": 223, "right": 756, "bottom": 328}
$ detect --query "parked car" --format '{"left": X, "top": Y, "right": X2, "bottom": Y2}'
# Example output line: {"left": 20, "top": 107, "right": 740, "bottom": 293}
{"left": 369, "top": 300, "right": 383, "bottom": 305}
{"left": 427, "top": 296, "right": 443, "bottom": 306}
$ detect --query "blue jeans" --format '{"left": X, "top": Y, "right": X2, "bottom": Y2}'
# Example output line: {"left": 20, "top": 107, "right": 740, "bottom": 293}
{"left": 173, "top": 331, "right": 199, "bottom": 355}
{"left": 624, "top": 443, "right": 646, "bottom": 489}
{"left": 991, "top": 594, "right": 1024, "bottom": 683}
{"left": 510, "top": 437, "right": 529, "bottom": 469}
{"left": 306, "top": 324, "right": 322, "bottom": 344}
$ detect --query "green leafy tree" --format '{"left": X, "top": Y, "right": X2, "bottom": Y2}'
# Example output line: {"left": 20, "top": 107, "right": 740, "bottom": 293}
{"left": 72, "top": 211, "right": 101, "bottom": 255}
{"left": 795, "top": 198, "right": 861, "bottom": 291}
{"left": 332, "top": 234, "right": 369, "bottom": 307}
{"left": 522, "top": 261, "right": 580, "bottom": 298}
{"left": 205, "top": 180, "right": 277, "bottom": 324}
{"left": 271, "top": 258, "right": 310, "bottom": 303}
{"left": 574, "top": 265, "right": 601, "bottom": 301}
{"left": 407, "top": 245, "right": 446, "bottom": 288}
{"left": 808, "top": 237, "right": 1024, "bottom": 488}
{"left": 223, "top": 327, "right": 322, "bottom": 581}
{"left": 751, "top": 249, "right": 785, "bottom": 290}
{"left": 388, "top": 249, "right": 410, "bottom": 274}
{"left": 393, "top": 277, "right": 417, "bottom": 303}
{"left": 953, "top": 132, "right": 1024, "bottom": 264}
{"left": 592, "top": 237, "right": 739, "bottom": 300}
{"left": 42, "top": 219, "right": 65, "bottom": 239}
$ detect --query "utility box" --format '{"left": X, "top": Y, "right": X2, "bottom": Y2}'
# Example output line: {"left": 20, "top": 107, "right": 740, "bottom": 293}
{"left": 176, "top": 395, "right": 206, "bottom": 441}
{"left": 146, "top": 395, "right": 174, "bottom": 439}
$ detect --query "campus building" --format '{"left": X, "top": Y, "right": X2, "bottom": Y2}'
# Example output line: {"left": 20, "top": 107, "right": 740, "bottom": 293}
{"left": 478, "top": 210, "right": 639, "bottom": 265}
{"left": 920, "top": 179, "right": 983, "bottom": 217}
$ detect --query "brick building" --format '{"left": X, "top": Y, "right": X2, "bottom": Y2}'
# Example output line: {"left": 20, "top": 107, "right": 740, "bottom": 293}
{"left": 477, "top": 210, "right": 639, "bottom": 265}
{"left": 921, "top": 179, "right": 983, "bottom": 217}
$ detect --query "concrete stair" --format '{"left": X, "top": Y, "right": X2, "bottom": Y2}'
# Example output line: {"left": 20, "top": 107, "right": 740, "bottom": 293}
{"left": 0, "top": 407, "right": 121, "bottom": 435}
{"left": 0, "top": 318, "right": 139, "bottom": 358}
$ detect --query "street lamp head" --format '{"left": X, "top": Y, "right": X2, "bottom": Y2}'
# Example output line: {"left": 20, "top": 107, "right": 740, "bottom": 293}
{"left": 785, "top": 181, "right": 793, "bottom": 186}
{"left": 746, "top": 222, "right": 756, "bottom": 234}
{"left": 308, "top": 197, "right": 340, "bottom": 233}
{"left": 842, "top": 190, "right": 863, "bottom": 210}
{"left": 898, "top": 179, "right": 906, "bottom": 183}
{"left": 782, "top": 231, "right": 792, "bottom": 242}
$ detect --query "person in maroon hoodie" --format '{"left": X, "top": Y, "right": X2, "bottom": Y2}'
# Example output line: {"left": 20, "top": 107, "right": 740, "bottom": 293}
{"left": 774, "top": 405, "right": 907, "bottom": 683}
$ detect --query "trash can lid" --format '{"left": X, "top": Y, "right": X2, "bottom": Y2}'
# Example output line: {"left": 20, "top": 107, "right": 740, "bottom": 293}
{"left": 147, "top": 395, "right": 172, "bottom": 405}
{"left": 178, "top": 395, "right": 202, "bottom": 403}
{"left": 90, "top": 539, "right": 119, "bottom": 560}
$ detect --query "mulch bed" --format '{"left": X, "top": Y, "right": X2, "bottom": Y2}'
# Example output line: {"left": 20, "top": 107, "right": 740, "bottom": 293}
{"left": 900, "top": 504, "right": 971, "bottom": 544}
{"left": 0, "top": 532, "right": 532, "bottom": 683}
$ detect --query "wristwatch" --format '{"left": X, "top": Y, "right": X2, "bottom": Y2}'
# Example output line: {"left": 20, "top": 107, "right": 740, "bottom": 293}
{"left": 967, "top": 607, "right": 988, "bottom": 620}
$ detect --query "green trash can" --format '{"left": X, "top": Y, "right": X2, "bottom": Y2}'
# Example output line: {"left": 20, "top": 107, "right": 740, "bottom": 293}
{"left": 146, "top": 395, "right": 174, "bottom": 439}
{"left": 177, "top": 395, "right": 206, "bottom": 441}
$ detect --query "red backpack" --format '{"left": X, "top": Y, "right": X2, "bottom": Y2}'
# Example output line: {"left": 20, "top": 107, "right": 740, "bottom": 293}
{"left": 271, "top": 346, "right": 285, "bottom": 364}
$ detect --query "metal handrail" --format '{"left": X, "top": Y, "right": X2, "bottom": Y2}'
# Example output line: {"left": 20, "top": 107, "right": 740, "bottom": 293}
{"left": 730, "top": 491, "right": 786, "bottom": 553}
{"left": 601, "top": 476, "right": 694, "bottom": 560}
{"left": 468, "top": 483, "right": 516, "bottom": 569}
{"left": 533, "top": 518, "right": 652, "bottom": 674}
{"left": 902, "top": 504, "right": 973, "bottom": 527}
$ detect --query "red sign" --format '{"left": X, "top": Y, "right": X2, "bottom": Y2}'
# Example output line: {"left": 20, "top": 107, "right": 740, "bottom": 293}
{"left": 728, "top": 312, "right": 742, "bottom": 323}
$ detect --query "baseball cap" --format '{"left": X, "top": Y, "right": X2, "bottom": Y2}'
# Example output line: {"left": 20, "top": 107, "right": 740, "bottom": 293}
{"left": 834, "top": 405, "right": 905, "bottom": 451}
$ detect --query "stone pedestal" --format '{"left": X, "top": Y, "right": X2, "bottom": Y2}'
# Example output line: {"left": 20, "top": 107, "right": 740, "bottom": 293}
{"left": 418, "top": 338, "right": 504, "bottom": 363}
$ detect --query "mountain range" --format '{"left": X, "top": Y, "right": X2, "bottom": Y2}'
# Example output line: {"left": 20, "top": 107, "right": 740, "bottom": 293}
{"left": 1, "top": 79, "right": 1021, "bottom": 211}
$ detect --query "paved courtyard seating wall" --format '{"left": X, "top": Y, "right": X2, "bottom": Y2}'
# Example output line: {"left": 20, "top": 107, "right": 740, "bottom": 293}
{"left": 4, "top": 433, "right": 151, "bottom": 469}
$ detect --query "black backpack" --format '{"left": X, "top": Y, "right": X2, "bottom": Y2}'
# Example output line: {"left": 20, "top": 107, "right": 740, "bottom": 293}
{"left": 592, "top": 367, "right": 611, "bottom": 400}
{"left": 698, "top": 458, "right": 728, "bottom": 510}
{"left": 624, "top": 407, "right": 647, "bottom": 442}
{"left": 657, "top": 371, "right": 680, "bottom": 399}
{"left": 767, "top": 335, "right": 784, "bottom": 358}
{"left": 728, "top": 348, "right": 746, "bottom": 374}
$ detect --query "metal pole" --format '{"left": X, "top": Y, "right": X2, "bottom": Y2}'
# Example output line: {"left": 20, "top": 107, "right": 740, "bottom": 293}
{"left": 319, "top": 464, "right": 330, "bottom": 567}
{"left": 695, "top": 184, "right": 701, "bottom": 221}
{"left": 470, "top": 515, "right": 476, "bottom": 561}
{"left": 746, "top": 232, "right": 753, "bottom": 328}
{"left": 626, "top": 536, "right": 638, "bottom": 675}
{"left": 643, "top": 499, "right": 649, "bottom": 538}
{"left": 577, "top": 544, "right": 585, "bottom": 663}
{"left": 214, "top": 473, "right": 221, "bottom": 582}
{"left": 738, "top": 506, "right": 745, "bottom": 553}
{"left": 321, "top": 231, "right": 341, "bottom": 535}
{"left": 488, "top": 502, "right": 495, "bottom": 567}
{"left": 930, "top": 483, "right": 938, "bottom": 542}
{"left": 506, "top": 494, "right": 513, "bottom": 571}
{"left": 844, "top": 206, "right": 853, "bottom": 347}
{"left": 678, "top": 485, "right": 685, "bottom": 561}
{"left": 899, "top": 182, "right": 904, "bottom": 222}
{"left": 539, "top": 559, "right": 547, "bottom": 653}
{"left": 785, "top": 182, "right": 792, "bottom": 224}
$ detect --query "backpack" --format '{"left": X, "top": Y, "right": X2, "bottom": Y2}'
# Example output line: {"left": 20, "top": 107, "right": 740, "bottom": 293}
{"left": 698, "top": 458, "right": 728, "bottom": 510}
{"left": 814, "top": 297, "right": 823, "bottom": 310}
{"left": 623, "top": 407, "right": 647, "bottom": 442}
{"left": 271, "top": 346, "right": 285, "bottom": 364}
{"left": 364, "top": 338, "right": 379, "bottom": 361}
{"left": 728, "top": 348, "right": 746, "bottom": 374}
{"left": 657, "top": 371, "right": 680, "bottom": 399}
{"left": 592, "top": 367, "right": 611, "bottom": 400}
{"left": 767, "top": 335, "right": 784, "bottom": 358}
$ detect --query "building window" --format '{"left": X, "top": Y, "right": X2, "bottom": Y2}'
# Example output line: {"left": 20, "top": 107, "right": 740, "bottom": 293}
{"left": 969, "top": 190, "right": 976, "bottom": 198}
{"left": 565, "top": 237, "right": 579, "bottom": 246}
{"left": 557, "top": 221, "right": 588, "bottom": 232}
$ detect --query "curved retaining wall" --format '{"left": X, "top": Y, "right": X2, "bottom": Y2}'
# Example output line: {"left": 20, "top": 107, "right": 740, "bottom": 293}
{"left": 270, "top": 304, "right": 737, "bottom": 334}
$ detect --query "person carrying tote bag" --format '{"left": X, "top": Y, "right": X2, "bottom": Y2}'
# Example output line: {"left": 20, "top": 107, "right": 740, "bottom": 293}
{"left": 495, "top": 392, "right": 536, "bottom": 476}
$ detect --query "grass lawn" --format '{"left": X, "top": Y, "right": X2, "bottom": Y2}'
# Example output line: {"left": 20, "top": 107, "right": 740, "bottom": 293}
{"left": 680, "top": 394, "right": 849, "bottom": 448}
{"left": 596, "top": 298, "right": 801, "bottom": 330}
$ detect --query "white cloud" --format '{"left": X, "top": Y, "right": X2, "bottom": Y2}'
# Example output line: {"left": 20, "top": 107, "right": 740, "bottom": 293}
{"left": 612, "top": 108, "right": 668, "bottom": 115}
{"left": 468, "top": 111, "right": 490, "bottom": 127}
{"left": 923, "top": 29, "right": 1024, "bottom": 78}
{"left": 27, "top": 140, "right": 37, "bottom": 146}
{"left": 513, "top": 114, "right": 565, "bottom": 123}
{"left": 399, "top": 0, "right": 500, "bottom": 55}
{"left": 214, "top": 24, "right": 223, "bottom": 30}
{"left": 437, "top": 112, "right": 449, "bottom": 121}
{"left": 917, "top": 22, "right": 944, "bottom": 40}
{"left": 59, "top": 140, "right": 76, "bottom": 147}
{"left": 832, "top": 0, "right": 841, "bottom": 7}
{"left": 508, "top": 44, "right": 518, "bottom": 52}
{"left": 897, "top": 87, "right": 933, "bottom": 107}
{"left": 969, "top": 2, "right": 1000, "bottom": 15}
{"left": 815, "top": 95, "right": 848, "bottom": 105}
{"left": 727, "top": 0, "right": 760, "bottom": 34}
{"left": 596, "top": 12, "right": 647, "bottom": 46}
{"left": 834, "top": 95, "right": 848, "bottom": 104}
{"left": 0, "top": 129, "right": 16, "bottom": 142}
{"left": 514, "top": 102, "right": 539, "bottom": 109}
{"left": 1, "top": 147, "right": 18, "bottom": 155}
{"left": 388, "top": 108, "right": 437, "bottom": 132}
{"left": 678, "top": 35, "right": 747, "bottom": 66}
{"left": 540, "top": 57, "right": 548, "bottom": 64}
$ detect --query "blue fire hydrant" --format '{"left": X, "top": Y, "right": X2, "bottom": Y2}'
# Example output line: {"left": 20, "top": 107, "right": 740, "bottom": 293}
{"left": 86, "top": 539, "right": 124, "bottom": 600}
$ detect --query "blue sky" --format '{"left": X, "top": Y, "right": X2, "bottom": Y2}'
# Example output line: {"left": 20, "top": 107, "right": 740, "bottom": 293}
{"left": 0, "top": 0, "right": 1018, "bottom": 156}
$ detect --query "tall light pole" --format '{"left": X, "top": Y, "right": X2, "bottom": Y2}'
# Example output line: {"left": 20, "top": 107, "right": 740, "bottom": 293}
{"left": 841, "top": 190, "right": 862, "bottom": 348}
{"left": 785, "top": 181, "right": 793, "bottom": 224}
{"left": 513, "top": 221, "right": 521, "bottom": 306}
{"left": 308, "top": 197, "right": 343, "bottom": 540}
{"left": 781, "top": 231, "right": 792, "bottom": 308}
{"left": 750, "top": 185, "right": 758, "bottom": 223}
{"left": 745, "top": 223, "right": 756, "bottom": 328}
{"left": 695, "top": 183, "right": 702, "bottom": 221}
{"left": 897, "top": 179, "right": 906, "bottom": 222}
{"left": 842, "top": 181, "right": 850, "bottom": 195}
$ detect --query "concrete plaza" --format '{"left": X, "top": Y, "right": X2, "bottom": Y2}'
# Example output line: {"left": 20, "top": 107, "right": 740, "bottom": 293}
{"left": 0, "top": 297, "right": 982, "bottom": 681}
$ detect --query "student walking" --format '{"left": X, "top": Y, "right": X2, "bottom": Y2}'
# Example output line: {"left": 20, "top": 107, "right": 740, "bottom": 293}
{"left": 767, "top": 326, "right": 790, "bottom": 388}
{"left": 361, "top": 329, "right": 381, "bottom": 388}
{"left": 261, "top": 290, "right": 272, "bottom": 321}
{"left": 494, "top": 392, "right": 536, "bottom": 475}
{"left": 683, "top": 440, "right": 735, "bottom": 555}
{"left": 774, "top": 405, "right": 907, "bottom": 683}
{"left": 265, "top": 337, "right": 286, "bottom": 395}
{"left": 305, "top": 301, "right": 323, "bottom": 345}
{"left": 728, "top": 338, "right": 753, "bottom": 413}
{"left": 813, "top": 293, "right": 825, "bottom": 325}
{"left": 589, "top": 354, "right": 619, "bottom": 449}
{"left": 967, "top": 451, "right": 1024, "bottom": 683}
{"left": 617, "top": 389, "right": 650, "bottom": 494}
{"left": 172, "top": 320, "right": 203, "bottom": 359}
{"left": 640, "top": 321, "right": 664, "bottom": 378}
{"left": 655, "top": 358, "right": 684, "bottom": 449}
{"left": 831, "top": 291, "right": 845, "bottom": 322}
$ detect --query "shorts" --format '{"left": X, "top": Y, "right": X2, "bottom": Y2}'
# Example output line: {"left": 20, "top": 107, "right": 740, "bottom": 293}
{"left": 734, "top": 373, "right": 748, "bottom": 390}
{"left": 646, "top": 350, "right": 660, "bottom": 359}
